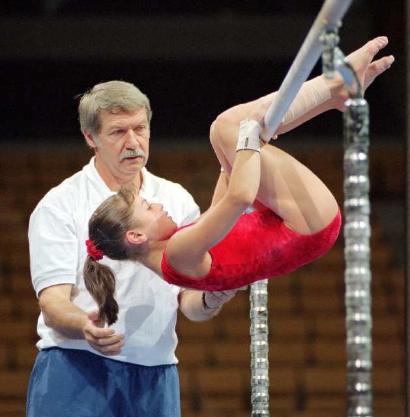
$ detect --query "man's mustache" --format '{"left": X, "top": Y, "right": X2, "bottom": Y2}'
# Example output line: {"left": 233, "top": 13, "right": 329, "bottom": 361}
{"left": 120, "top": 149, "right": 146, "bottom": 161}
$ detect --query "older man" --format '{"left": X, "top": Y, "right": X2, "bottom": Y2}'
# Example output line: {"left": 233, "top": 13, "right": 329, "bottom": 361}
{"left": 27, "top": 80, "right": 238, "bottom": 417}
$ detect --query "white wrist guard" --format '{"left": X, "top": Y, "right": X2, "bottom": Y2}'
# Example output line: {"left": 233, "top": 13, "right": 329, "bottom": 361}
{"left": 202, "top": 292, "right": 221, "bottom": 311}
{"left": 236, "top": 119, "right": 261, "bottom": 153}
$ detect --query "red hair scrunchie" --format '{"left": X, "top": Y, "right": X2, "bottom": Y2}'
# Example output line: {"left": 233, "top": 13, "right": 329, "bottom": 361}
{"left": 86, "top": 239, "right": 104, "bottom": 261}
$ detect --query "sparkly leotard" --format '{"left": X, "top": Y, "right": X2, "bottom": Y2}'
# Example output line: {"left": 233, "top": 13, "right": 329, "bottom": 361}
{"left": 161, "top": 208, "right": 341, "bottom": 291}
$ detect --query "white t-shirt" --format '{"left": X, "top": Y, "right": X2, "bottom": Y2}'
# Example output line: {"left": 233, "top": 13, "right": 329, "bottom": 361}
{"left": 29, "top": 157, "right": 200, "bottom": 366}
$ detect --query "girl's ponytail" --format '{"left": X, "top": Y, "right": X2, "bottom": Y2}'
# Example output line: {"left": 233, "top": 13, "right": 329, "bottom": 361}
{"left": 84, "top": 189, "right": 138, "bottom": 324}
{"left": 83, "top": 256, "right": 119, "bottom": 325}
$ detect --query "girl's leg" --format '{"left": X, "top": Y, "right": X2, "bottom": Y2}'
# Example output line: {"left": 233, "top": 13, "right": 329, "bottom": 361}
{"left": 210, "top": 36, "right": 392, "bottom": 235}
{"left": 211, "top": 131, "right": 338, "bottom": 235}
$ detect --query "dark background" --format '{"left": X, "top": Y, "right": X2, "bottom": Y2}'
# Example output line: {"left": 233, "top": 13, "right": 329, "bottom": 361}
{"left": 0, "top": 0, "right": 405, "bottom": 142}
{"left": 0, "top": 4, "right": 406, "bottom": 416}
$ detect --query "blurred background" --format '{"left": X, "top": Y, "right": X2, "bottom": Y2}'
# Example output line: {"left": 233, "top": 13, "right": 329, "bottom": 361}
{"left": 0, "top": 1, "right": 406, "bottom": 417}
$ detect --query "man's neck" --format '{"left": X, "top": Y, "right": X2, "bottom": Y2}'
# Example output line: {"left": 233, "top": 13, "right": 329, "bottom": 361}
{"left": 94, "top": 157, "right": 142, "bottom": 192}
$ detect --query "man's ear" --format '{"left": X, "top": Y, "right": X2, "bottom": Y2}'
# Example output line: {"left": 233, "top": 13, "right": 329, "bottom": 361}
{"left": 83, "top": 130, "right": 98, "bottom": 150}
{"left": 126, "top": 230, "right": 147, "bottom": 246}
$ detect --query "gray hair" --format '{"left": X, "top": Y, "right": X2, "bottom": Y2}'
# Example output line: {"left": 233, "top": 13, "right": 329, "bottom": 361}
{"left": 78, "top": 80, "right": 152, "bottom": 136}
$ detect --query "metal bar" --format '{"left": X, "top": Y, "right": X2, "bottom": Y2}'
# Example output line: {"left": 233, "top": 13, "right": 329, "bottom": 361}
{"left": 249, "top": 3, "right": 356, "bottom": 416}
{"left": 250, "top": 280, "right": 270, "bottom": 417}
{"left": 343, "top": 97, "right": 373, "bottom": 417}
{"left": 262, "top": 0, "right": 353, "bottom": 140}
{"left": 406, "top": 0, "right": 410, "bottom": 412}
{"left": 321, "top": 24, "right": 373, "bottom": 417}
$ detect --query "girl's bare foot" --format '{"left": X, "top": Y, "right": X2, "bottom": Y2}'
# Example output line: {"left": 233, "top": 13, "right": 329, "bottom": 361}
{"left": 346, "top": 36, "right": 394, "bottom": 90}
{"left": 330, "top": 36, "right": 394, "bottom": 109}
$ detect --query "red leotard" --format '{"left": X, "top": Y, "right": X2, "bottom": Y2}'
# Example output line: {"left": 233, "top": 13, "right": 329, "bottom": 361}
{"left": 161, "top": 208, "right": 341, "bottom": 291}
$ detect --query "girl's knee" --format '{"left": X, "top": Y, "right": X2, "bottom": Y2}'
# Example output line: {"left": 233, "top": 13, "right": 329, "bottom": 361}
{"left": 209, "top": 120, "right": 218, "bottom": 147}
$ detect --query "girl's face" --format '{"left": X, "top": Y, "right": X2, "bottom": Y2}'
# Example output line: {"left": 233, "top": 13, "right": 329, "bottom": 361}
{"left": 131, "top": 196, "right": 177, "bottom": 242}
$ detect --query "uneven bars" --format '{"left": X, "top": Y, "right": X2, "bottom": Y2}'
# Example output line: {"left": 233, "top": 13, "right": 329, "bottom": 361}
{"left": 262, "top": 0, "right": 353, "bottom": 140}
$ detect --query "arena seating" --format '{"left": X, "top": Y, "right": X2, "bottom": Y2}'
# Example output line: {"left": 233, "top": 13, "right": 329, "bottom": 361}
{"left": 0, "top": 141, "right": 404, "bottom": 417}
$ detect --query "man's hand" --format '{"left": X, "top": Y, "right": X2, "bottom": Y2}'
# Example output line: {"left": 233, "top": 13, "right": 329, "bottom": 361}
{"left": 203, "top": 286, "right": 248, "bottom": 310}
{"left": 82, "top": 311, "right": 124, "bottom": 356}
{"left": 179, "top": 287, "right": 247, "bottom": 321}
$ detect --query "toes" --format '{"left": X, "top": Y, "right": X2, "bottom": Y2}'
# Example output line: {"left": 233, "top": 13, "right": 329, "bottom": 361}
{"left": 384, "top": 55, "right": 395, "bottom": 68}
{"left": 366, "top": 36, "right": 389, "bottom": 56}
{"left": 345, "top": 36, "right": 389, "bottom": 67}
{"left": 370, "top": 55, "right": 395, "bottom": 74}
{"left": 363, "top": 55, "right": 394, "bottom": 89}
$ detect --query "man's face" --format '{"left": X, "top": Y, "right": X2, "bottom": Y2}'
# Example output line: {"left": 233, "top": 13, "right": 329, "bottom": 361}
{"left": 87, "top": 108, "right": 150, "bottom": 184}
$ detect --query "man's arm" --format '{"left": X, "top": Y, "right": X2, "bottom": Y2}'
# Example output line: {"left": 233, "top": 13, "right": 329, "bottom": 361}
{"left": 29, "top": 201, "right": 124, "bottom": 356}
{"left": 39, "top": 284, "right": 124, "bottom": 355}
{"left": 179, "top": 288, "right": 245, "bottom": 321}
{"left": 178, "top": 290, "right": 219, "bottom": 321}
{"left": 39, "top": 284, "right": 88, "bottom": 338}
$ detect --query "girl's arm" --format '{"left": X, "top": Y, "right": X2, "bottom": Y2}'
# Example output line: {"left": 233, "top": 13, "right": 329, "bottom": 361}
{"left": 209, "top": 171, "right": 229, "bottom": 207}
{"left": 166, "top": 120, "right": 262, "bottom": 273}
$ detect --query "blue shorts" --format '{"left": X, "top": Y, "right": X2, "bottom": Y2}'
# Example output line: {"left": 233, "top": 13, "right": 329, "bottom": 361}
{"left": 26, "top": 347, "right": 180, "bottom": 417}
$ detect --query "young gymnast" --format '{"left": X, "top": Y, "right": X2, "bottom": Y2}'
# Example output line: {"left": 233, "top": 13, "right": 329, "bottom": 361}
{"left": 84, "top": 37, "right": 393, "bottom": 324}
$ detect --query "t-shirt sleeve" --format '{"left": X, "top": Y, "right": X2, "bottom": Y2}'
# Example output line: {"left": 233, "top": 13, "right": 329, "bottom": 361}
{"left": 168, "top": 184, "right": 200, "bottom": 295}
{"left": 29, "top": 204, "right": 78, "bottom": 297}
{"left": 178, "top": 186, "right": 200, "bottom": 226}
